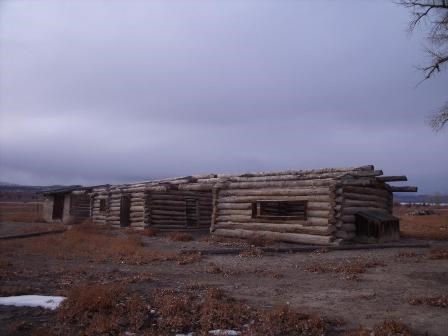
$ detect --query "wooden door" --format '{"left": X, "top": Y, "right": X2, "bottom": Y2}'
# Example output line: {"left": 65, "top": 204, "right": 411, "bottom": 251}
{"left": 52, "top": 194, "right": 64, "bottom": 220}
{"left": 120, "top": 195, "right": 131, "bottom": 227}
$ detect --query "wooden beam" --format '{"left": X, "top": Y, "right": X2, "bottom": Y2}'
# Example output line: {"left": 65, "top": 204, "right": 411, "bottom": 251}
{"left": 389, "top": 186, "right": 418, "bottom": 192}
{"left": 377, "top": 176, "right": 408, "bottom": 182}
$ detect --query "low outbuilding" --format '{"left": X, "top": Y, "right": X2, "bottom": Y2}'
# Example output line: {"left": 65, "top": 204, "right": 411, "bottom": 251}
{"left": 56, "top": 165, "right": 417, "bottom": 244}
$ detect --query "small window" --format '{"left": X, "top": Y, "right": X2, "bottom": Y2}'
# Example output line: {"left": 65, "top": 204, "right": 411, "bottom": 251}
{"left": 252, "top": 200, "right": 307, "bottom": 220}
{"left": 99, "top": 199, "right": 107, "bottom": 212}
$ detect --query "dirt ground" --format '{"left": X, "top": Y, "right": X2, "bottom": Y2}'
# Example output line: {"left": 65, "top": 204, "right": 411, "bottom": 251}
{"left": 0, "top": 206, "right": 447, "bottom": 336}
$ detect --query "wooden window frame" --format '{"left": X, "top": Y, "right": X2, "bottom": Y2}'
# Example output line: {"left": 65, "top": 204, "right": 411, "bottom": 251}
{"left": 251, "top": 200, "right": 307, "bottom": 220}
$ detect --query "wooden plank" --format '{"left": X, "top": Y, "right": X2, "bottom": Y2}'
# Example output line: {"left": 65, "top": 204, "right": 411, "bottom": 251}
{"left": 213, "top": 228, "right": 332, "bottom": 245}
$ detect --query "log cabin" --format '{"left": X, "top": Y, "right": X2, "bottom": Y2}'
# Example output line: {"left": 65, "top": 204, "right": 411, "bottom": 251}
{"left": 43, "top": 186, "right": 92, "bottom": 224}
{"left": 49, "top": 165, "right": 417, "bottom": 244}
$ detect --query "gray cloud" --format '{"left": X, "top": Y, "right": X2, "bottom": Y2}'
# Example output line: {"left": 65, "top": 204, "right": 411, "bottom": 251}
{"left": 0, "top": 0, "right": 447, "bottom": 193}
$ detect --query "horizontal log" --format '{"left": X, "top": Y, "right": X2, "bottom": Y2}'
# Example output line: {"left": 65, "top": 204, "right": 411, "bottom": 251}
{"left": 341, "top": 186, "right": 390, "bottom": 198}
{"left": 225, "top": 180, "right": 334, "bottom": 190}
{"left": 221, "top": 165, "right": 374, "bottom": 179}
{"left": 219, "top": 187, "right": 330, "bottom": 197}
{"left": 389, "top": 186, "right": 418, "bottom": 192}
{"left": 342, "top": 207, "right": 389, "bottom": 215}
{"left": 217, "top": 200, "right": 318, "bottom": 210}
{"left": 130, "top": 206, "right": 145, "bottom": 211}
{"left": 213, "top": 228, "right": 333, "bottom": 245}
{"left": 218, "top": 195, "right": 331, "bottom": 203}
{"left": 221, "top": 170, "right": 378, "bottom": 184}
{"left": 343, "top": 192, "right": 388, "bottom": 203}
{"left": 151, "top": 220, "right": 188, "bottom": 225}
{"left": 335, "top": 230, "right": 356, "bottom": 240}
{"left": 150, "top": 224, "right": 208, "bottom": 230}
{"left": 150, "top": 209, "right": 186, "bottom": 216}
{"left": 216, "top": 209, "right": 329, "bottom": 218}
{"left": 178, "top": 184, "right": 214, "bottom": 191}
{"left": 376, "top": 176, "right": 407, "bottom": 182}
{"left": 214, "top": 222, "right": 334, "bottom": 236}
{"left": 343, "top": 199, "right": 389, "bottom": 207}
{"left": 216, "top": 215, "right": 329, "bottom": 226}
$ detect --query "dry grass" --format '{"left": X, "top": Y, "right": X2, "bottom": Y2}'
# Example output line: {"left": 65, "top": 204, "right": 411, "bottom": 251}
{"left": 239, "top": 247, "right": 264, "bottom": 258}
{"left": 142, "top": 227, "right": 158, "bottom": 237}
{"left": 396, "top": 206, "right": 448, "bottom": 240}
{"left": 0, "top": 202, "right": 45, "bottom": 223}
{"left": 373, "top": 319, "right": 412, "bottom": 336}
{"left": 409, "top": 295, "right": 448, "bottom": 308}
{"left": 1, "top": 222, "right": 177, "bottom": 264}
{"left": 251, "top": 305, "right": 327, "bottom": 336}
{"left": 344, "top": 319, "right": 412, "bottom": 336}
{"left": 168, "top": 231, "right": 193, "bottom": 242}
{"left": 177, "top": 252, "right": 202, "bottom": 265}
{"left": 58, "top": 283, "right": 151, "bottom": 335}
{"left": 199, "top": 288, "right": 251, "bottom": 332}
{"left": 305, "top": 258, "right": 385, "bottom": 280}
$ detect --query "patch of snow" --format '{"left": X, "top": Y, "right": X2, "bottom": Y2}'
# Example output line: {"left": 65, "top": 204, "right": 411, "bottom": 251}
{"left": 208, "top": 330, "right": 241, "bottom": 336}
{"left": 0, "top": 295, "right": 66, "bottom": 310}
{"left": 175, "top": 333, "right": 194, "bottom": 336}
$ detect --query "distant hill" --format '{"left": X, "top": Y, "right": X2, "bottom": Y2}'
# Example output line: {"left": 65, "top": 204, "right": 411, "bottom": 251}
{"left": 0, "top": 183, "right": 70, "bottom": 202}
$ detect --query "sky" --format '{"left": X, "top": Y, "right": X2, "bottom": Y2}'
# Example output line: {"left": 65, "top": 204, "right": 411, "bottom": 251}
{"left": 0, "top": 0, "right": 447, "bottom": 193}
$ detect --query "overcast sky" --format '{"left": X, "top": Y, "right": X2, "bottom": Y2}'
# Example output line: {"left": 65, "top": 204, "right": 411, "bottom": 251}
{"left": 0, "top": 0, "right": 447, "bottom": 193}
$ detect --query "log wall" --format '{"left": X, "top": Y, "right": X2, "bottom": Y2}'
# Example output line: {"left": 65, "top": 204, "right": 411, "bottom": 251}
{"left": 334, "top": 182, "right": 393, "bottom": 241}
{"left": 88, "top": 165, "right": 404, "bottom": 244}
{"left": 212, "top": 178, "right": 338, "bottom": 245}
{"left": 90, "top": 181, "right": 214, "bottom": 230}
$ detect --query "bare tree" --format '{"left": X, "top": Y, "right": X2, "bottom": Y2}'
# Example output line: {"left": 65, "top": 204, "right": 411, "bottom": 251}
{"left": 397, "top": 0, "right": 448, "bottom": 131}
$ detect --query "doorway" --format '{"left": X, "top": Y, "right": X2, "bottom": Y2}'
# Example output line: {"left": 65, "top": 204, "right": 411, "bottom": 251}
{"left": 120, "top": 195, "right": 131, "bottom": 227}
{"left": 52, "top": 194, "right": 65, "bottom": 220}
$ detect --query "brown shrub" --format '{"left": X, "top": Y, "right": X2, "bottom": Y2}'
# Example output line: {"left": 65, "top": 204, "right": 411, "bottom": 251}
{"left": 58, "top": 284, "right": 154, "bottom": 335}
{"left": 373, "top": 319, "right": 412, "bottom": 336}
{"left": 200, "top": 288, "right": 251, "bottom": 332}
{"left": 250, "top": 305, "right": 327, "bottom": 336}
{"left": 343, "top": 326, "right": 371, "bottom": 336}
{"left": 142, "top": 227, "right": 158, "bottom": 237}
{"left": 168, "top": 232, "right": 193, "bottom": 242}
{"left": 409, "top": 295, "right": 448, "bottom": 308}
{"left": 58, "top": 283, "right": 123, "bottom": 335}
{"left": 153, "top": 289, "right": 198, "bottom": 332}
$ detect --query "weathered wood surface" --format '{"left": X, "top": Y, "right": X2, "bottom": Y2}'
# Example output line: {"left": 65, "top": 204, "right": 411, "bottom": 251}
{"left": 389, "top": 186, "right": 418, "bottom": 192}
{"left": 376, "top": 176, "right": 407, "bottom": 182}
{"left": 214, "top": 222, "right": 334, "bottom": 235}
{"left": 213, "top": 228, "right": 333, "bottom": 245}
